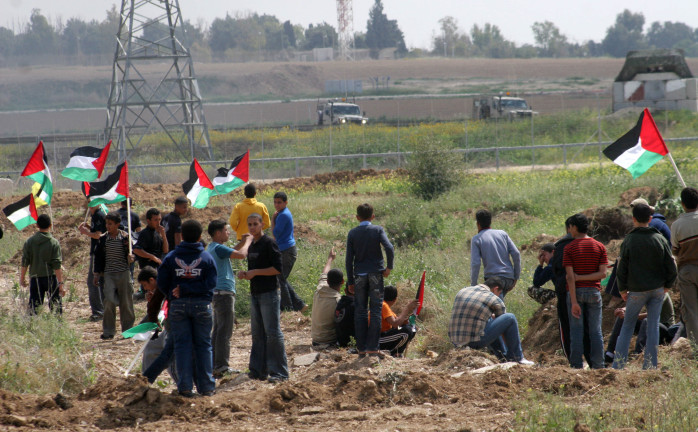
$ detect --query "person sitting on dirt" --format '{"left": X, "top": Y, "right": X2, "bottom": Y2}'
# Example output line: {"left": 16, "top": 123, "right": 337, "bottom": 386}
{"left": 378, "top": 285, "right": 419, "bottom": 357}
{"left": 335, "top": 284, "right": 356, "bottom": 348}
{"left": 470, "top": 209, "right": 521, "bottom": 298}
{"left": 604, "top": 292, "right": 676, "bottom": 366}
{"left": 527, "top": 243, "right": 557, "bottom": 305}
{"left": 311, "top": 247, "right": 342, "bottom": 348}
{"left": 158, "top": 219, "right": 217, "bottom": 397}
{"left": 448, "top": 276, "right": 534, "bottom": 365}
{"left": 229, "top": 183, "right": 271, "bottom": 241}
{"left": 206, "top": 219, "right": 251, "bottom": 378}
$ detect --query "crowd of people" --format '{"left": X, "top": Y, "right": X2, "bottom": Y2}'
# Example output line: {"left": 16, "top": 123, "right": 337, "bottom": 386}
{"left": 17, "top": 182, "right": 698, "bottom": 397}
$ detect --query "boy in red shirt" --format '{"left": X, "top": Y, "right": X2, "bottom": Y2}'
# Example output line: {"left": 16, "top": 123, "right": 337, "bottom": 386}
{"left": 563, "top": 213, "right": 608, "bottom": 369}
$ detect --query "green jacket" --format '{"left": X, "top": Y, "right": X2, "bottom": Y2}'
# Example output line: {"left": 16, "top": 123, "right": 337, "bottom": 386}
{"left": 21, "top": 232, "right": 62, "bottom": 277}
{"left": 617, "top": 226, "right": 677, "bottom": 292}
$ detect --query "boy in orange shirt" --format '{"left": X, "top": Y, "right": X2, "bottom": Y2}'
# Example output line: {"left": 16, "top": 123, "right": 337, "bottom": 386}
{"left": 378, "top": 285, "right": 419, "bottom": 357}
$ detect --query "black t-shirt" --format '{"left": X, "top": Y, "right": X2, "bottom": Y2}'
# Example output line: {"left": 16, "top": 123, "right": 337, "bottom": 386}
{"left": 161, "top": 212, "right": 181, "bottom": 249}
{"left": 134, "top": 226, "right": 164, "bottom": 268}
{"left": 247, "top": 234, "right": 282, "bottom": 295}
{"left": 90, "top": 209, "right": 107, "bottom": 255}
{"left": 335, "top": 295, "right": 355, "bottom": 347}
{"left": 117, "top": 207, "right": 141, "bottom": 232}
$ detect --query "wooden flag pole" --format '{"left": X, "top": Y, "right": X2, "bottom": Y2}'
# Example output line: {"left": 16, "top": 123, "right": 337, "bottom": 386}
{"left": 667, "top": 153, "right": 687, "bottom": 188}
{"left": 126, "top": 198, "right": 133, "bottom": 255}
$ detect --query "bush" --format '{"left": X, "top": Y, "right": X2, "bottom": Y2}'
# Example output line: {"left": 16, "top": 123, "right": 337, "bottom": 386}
{"left": 407, "top": 138, "right": 461, "bottom": 200}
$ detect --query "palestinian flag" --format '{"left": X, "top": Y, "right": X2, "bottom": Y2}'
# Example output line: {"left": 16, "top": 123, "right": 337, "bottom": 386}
{"left": 182, "top": 159, "right": 214, "bottom": 209}
{"left": 603, "top": 108, "right": 669, "bottom": 178}
{"left": 21, "top": 141, "right": 53, "bottom": 205}
{"left": 415, "top": 271, "right": 425, "bottom": 315}
{"left": 83, "top": 162, "right": 129, "bottom": 207}
{"left": 3, "top": 194, "right": 38, "bottom": 230}
{"left": 212, "top": 151, "right": 249, "bottom": 196}
{"left": 61, "top": 141, "right": 111, "bottom": 181}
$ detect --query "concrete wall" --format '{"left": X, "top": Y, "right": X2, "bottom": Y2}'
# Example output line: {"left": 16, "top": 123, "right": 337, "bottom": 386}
{"left": 613, "top": 77, "right": 698, "bottom": 112}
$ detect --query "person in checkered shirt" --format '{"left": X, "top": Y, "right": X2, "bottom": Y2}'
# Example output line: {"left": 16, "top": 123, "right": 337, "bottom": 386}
{"left": 448, "top": 276, "right": 533, "bottom": 365}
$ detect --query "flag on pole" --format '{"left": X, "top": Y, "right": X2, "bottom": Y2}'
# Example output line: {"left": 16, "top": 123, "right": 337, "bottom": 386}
{"left": 183, "top": 159, "right": 215, "bottom": 209}
{"left": 21, "top": 141, "right": 53, "bottom": 205}
{"left": 61, "top": 141, "right": 111, "bottom": 181}
{"left": 415, "top": 271, "right": 426, "bottom": 316}
{"left": 212, "top": 150, "right": 249, "bottom": 196}
{"left": 603, "top": 108, "right": 669, "bottom": 178}
{"left": 3, "top": 194, "right": 38, "bottom": 230}
{"left": 82, "top": 162, "right": 129, "bottom": 207}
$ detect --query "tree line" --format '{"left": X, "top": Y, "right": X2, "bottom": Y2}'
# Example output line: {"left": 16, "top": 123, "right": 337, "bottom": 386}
{"left": 1, "top": 3, "right": 696, "bottom": 66}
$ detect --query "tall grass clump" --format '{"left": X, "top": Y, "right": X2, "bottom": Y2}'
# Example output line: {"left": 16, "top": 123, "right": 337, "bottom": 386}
{"left": 0, "top": 307, "right": 96, "bottom": 394}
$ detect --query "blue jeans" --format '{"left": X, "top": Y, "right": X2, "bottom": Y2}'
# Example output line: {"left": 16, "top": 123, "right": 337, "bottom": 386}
{"left": 249, "top": 290, "right": 289, "bottom": 380}
{"left": 468, "top": 313, "right": 524, "bottom": 361}
{"left": 567, "top": 288, "right": 604, "bottom": 369}
{"left": 353, "top": 273, "right": 384, "bottom": 353}
{"left": 169, "top": 298, "right": 215, "bottom": 394}
{"left": 613, "top": 288, "right": 665, "bottom": 369}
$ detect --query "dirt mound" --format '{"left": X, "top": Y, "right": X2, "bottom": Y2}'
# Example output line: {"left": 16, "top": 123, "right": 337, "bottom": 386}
{"left": 617, "top": 186, "right": 662, "bottom": 207}
{"left": 520, "top": 233, "right": 559, "bottom": 253}
{"left": 583, "top": 206, "right": 633, "bottom": 243}
{"left": 267, "top": 168, "right": 397, "bottom": 192}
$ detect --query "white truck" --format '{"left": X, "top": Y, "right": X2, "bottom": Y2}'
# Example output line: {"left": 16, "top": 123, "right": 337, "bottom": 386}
{"left": 317, "top": 100, "right": 368, "bottom": 125}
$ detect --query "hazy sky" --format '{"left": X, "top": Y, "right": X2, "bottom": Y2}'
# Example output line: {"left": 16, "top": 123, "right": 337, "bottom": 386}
{"left": 5, "top": 0, "right": 697, "bottom": 49}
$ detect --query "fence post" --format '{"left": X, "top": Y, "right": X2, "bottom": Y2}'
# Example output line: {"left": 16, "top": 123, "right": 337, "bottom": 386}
{"left": 496, "top": 148, "right": 500, "bottom": 170}
{"left": 531, "top": 147, "right": 535, "bottom": 169}
{"left": 362, "top": 154, "right": 367, "bottom": 169}
{"left": 295, "top": 159, "right": 300, "bottom": 177}
{"left": 563, "top": 144, "right": 567, "bottom": 167}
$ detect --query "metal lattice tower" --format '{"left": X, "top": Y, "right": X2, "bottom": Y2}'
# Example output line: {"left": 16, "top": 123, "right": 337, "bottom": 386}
{"left": 105, "top": 0, "right": 212, "bottom": 162}
{"left": 336, "top": 0, "right": 354, "bottom": 60}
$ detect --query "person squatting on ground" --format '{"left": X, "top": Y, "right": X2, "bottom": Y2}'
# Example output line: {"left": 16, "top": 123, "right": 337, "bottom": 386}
{"left": 21, "top": 214, "right": 65, "bottom": 315}
{"left": 237, "top": 213, "right": 289, "bottom": 383}
{"left": 207, "top": 219, "right": 251, "bottom": 378}
{"left": 563, "top": 213, "right": 607, "bottom": 369}
{"left": 94, "top": 211, "right": 135, "bottom": 339}
{"left": 448, "top": 277, "right": 533, "bottom": 365}
{"left": 138, "top": 266, "right": 178, "bottom": 384}
{"left": 311, "top": 248, "right": 342, "bottom": 347}
{"left": 470, "top": 209, "right": 521, "bottom": 298}
{"left": 133, "top": 208, "right": 169, "bottom": 269}
{"left": 229, "top": 183, "right": 270, "bottom": 241}
{"left": 272, "top": 191, "right": 307, "bottom": 312}
{"left": 78, "top": 205, "right": 106, "bottom": 321}
{"left": 378, "top": 285, "right": 419, "bottom": 357}
{"left": 527, "top": 243, "right": 557, "bottom": 304}
{"left": 612, "top": 203, "right": 677, "bottom": 369}
{"left": 158, "top": 219, "right": 217, "bottom": 397}
{"left": 670, "top": 187, "right": 698, "bottom": 344}
{"left": 346, "top": 203, "right": 394, "bottom": 358}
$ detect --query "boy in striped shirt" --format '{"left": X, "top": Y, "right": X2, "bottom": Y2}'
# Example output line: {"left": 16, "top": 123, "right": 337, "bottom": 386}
{"left": 563, "top": 213, "right": 607, "bottom": 369}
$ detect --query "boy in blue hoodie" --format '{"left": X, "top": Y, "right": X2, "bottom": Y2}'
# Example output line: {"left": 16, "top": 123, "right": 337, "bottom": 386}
{"left": 158, "top": 219, "right": 217, "bottom": 397}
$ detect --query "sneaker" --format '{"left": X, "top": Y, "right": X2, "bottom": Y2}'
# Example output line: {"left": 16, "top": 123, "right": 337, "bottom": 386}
{"left": 268, "top": 376, "right": 287, "bottom": 384}
{"left": 89, "top": 314, "right": 103, "bottom": 322}
{"left": 213, "top": 368, "right": 241, "bottom": 378}
{"left": 178, "top": 390, "right": 196, "bottom": 398}
{"left": 200, "top": 390, "right": 216, "bottom": 397}
{"left": 100, "top": 334, "right": 114, "bottom": 340}
{"left": 518, "top": 358, "right": 535, "bottom": 366}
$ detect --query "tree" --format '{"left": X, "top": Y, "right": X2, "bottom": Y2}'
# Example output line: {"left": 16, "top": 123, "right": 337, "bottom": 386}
{"left": 432, "top": 16, "right": 471, "bottom": 57}
{"left": 365, "top": 0, "right": 406, "bottom": 58}
{"left": 602, "top": 9, "right": 646, "bottom": 57}
{"left": 303, "top": 22, "right": 337, "bottom": 50}
{"left": 0, "top": 27, "right": 16, "bottom": 58}
{"left": 470, "top": 23, "right": 514, "bottom": 58}
{"left": 283, "top": 21, "right": 296, "bottom": 48}
{"left": 531, "top": 21, "right": 568, "bottom": 57}
{"left": 209, "top": 14, "right": 236, "bottom": 53}
{"left": 647, "top": 21, "right": 695, "bottom": 49}
{"left": 20, "top": 9, "right": 56, "bottom": 55}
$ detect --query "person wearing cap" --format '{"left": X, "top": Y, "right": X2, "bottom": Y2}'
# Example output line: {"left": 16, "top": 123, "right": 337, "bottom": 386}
{"left": 527, "top": 243, "right": 557, "bottom": 304}
{"left": 612, "top": 203, "right": 677, "bottom": 369}
{"left": 630, "top": 198, "right": 670, "bottom": 242}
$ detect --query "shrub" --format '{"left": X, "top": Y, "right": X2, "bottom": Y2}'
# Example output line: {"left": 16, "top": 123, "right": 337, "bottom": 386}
{"left": 407, "top": 138, "right": 461, "bottom": 200}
